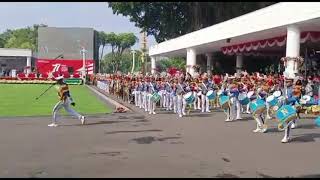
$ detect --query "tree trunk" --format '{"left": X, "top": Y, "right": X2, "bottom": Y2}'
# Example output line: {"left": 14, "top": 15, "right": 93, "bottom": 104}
{"left": 99, "top": 44, "right": 105, "bottom": 73}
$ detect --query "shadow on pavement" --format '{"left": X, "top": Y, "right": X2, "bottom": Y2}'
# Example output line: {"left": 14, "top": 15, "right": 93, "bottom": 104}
{"left": 105, "top": 129, "right": 163, "bottom": 134}
{"left": 290, "top": 133, "right": 320, "bottom": 143}
{"left": 60, "top": 120, "right": 128, "bottom": 126}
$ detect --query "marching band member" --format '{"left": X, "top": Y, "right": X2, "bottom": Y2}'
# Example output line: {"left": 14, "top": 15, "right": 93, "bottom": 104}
{"left": 220, "top": 81, "right": 232, "bottom": 121}
{"left": 138, "top": 77, "right": 145, "bottom": 109}
{"left": 285, "top": 78, "right": 300, "bottom": 129}
{"left": 212, "top": 75, "right": 222, "bottom": 108}
{"left": 172, "top": 78, "right": 178, "bottom": 114}
{"left": 164, "top": 76, "right": 173, "bottom": 111}
{"left": 142, "top": 77, "right": 149, "bottom": 112}
{"left": 229, "top": 78, "right": 242, "bottom": 120}
{"left": 200, "top": 75, "right": 212, "bottom": 113}
{"left": 196, "top": 77, "right": 202, "bottom": 110}
{"left": 176, "top": 77, "right": 187, "bottom": 118}
{"left": 147, "top": 76, "right": 158, "bottom": 115}
{"left": 134, "top": 77, "right": 140, "bottom": 107}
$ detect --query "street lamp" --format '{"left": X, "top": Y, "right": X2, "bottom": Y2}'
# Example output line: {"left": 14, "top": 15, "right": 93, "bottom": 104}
{"left": 80, "top": 47, "right": 87, "bottom": 85}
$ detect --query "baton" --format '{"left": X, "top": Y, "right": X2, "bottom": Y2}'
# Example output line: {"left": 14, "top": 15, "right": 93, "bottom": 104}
{"left": 35, "top": 83, "right": 56, "bottom": 100}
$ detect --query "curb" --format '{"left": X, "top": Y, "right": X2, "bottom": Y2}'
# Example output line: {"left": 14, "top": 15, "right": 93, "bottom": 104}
{"left": 86, "top": 85, "right": 131, "bottom": 112}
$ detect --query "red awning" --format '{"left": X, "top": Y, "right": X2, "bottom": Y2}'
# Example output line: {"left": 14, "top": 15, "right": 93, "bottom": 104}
{"left": 221, "top": 31, "right": 320, "bottom": 55}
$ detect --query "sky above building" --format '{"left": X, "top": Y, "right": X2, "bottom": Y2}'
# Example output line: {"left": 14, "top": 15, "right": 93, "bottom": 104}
{"left": 0, "top": 2, "right": 157, "bottom": 53}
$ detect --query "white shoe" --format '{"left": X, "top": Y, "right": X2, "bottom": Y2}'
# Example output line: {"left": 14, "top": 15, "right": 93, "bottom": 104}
{"left": 266, "top": 116, "right": 272, "bottom": 120}
{"left": 291, "top": 123, "right": 296, "bottom": 129}
{"left": 201, "top": 110, "right": 205, "bottom": 113}
{"left": 260, "top": 128, "right": 267, "bottom": 133}
{"left": 225, "top": 118, "right": 232, "bottom": 122}
{"left": 179, "top": 114, "right": 183, "bottom": 118}
{"left": 182, "top": 112, "right": 186, "bottom": 116}
{"left": 48, "top": 123, "right": 58, "bottom": 127}
{"left": 81, "top": 116, "right": 86, "bottom": 125}
{"left": 149, "top": 112, "right": 152, "bottom": 115}
{"left": 246, "top": 111, "right": 251, "bottom": 114}
{"left": 253, "top": 128, "right": 261, "bottom": 133}
{"left": 236, "top": 117, "right": 242, "bottom": 120}
{"left": 152, "top": 112, "right": 156, "bottom": 115}
{"left": 281, "top": 137, "right": 289, "bottom": 143}
{"left": 206, "top": 110, "right": 211, "bottom": 113}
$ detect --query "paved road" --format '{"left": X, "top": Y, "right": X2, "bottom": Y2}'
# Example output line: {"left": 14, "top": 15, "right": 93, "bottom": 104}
{"left": 0, "top": 98, "right": 320, "bottom": 177}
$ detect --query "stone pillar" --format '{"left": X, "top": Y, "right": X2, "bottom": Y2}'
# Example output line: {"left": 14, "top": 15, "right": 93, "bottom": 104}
{"left": 206, "top": 53, "right": 213, "bottom": 76}
{"left": 26, "top": 56, "right": 31, "bottom": 74}
{"left": 284, "top": 25, "right": 300, "bottom": 78}
{"left": 186, "top": 48, "right": 197, "bottom": 77}
{"left": 236, "top": 54, "right": 243, "bottom": 76}
{"left": 151, "top": 56, "right": 156, "bottom": 74}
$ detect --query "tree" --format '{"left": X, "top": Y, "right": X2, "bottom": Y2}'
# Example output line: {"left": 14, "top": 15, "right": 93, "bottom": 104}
{"left": 157, "top": 57, "right": 186, "bottom": 72}
{"left": 108, "top": 2, "right": 276, "bottom": 43}
{"left": 101, "top": 51, "right": 133, "bottom": 73}
{"left": 103, "top": 32, "right": 138, "bottom": 73}
{"left": 0, "top": 24, "right": 47, "bottom": 51}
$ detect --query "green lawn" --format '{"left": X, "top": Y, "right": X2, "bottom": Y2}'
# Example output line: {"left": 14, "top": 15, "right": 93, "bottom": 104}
{"left": 0, "top": 84, "right": 112, "bottom": 117}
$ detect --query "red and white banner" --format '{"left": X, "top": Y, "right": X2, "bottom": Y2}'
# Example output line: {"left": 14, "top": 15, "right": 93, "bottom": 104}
{"left": 36, "top": 58, "right": 95, "bottom": 75}
{"left": 221, "top": 31, "right": 320, "bottom": 55}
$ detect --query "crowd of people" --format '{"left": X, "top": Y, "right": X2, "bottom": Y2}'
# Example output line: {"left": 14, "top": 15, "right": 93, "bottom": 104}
{"left": 93, "top": 70, "right": 320, "bottom": 143}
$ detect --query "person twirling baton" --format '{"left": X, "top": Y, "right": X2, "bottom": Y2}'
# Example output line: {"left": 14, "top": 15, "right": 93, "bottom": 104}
{"left": 48, "top": 76, "right": 86, "bottom": 127}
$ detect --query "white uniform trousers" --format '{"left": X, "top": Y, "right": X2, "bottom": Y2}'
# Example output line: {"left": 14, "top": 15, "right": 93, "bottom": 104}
{"left": 230, "top": 97, "right": 241, "bottom": 119}
{"left": 52, "top": 97, "right": 82, "bottom": 123}
{"left": 171, "top": 94, "right": 178, "bottom": 113}
{"left": 147, "top": 93, "right": 156, "bottom": 114}
{"left": 177, "top": 94, "right": 186, "bottom": 117}
{"left": 165, "top": 92, "right": 172, "bottom": 111}
{"left": 201, "top": 94, "right": 210, "bottom": 112}
{"left": 193, "top": 92, "right": 201, "bottom": 110}
{"left": 135, "top": 90, "right": 140, "bottom": 107}
{"left": 142, "top": 91, "right": 148, "bottom": 111}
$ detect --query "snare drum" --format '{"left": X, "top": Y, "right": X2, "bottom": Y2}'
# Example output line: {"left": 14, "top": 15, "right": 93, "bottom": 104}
{"left": 275, "top": 105, "right": 297, "bottom": 129}
{"left": 266, "top": 95, "right": 278, "bottom": 107}
{"left": 184, "top": 92, "right": 195, "bottom": 104}
{"left": 238, "top": 92, "right": 250, "bottom": 105}
{"left": 151, "top": 93, "right": 161, "bottom": 103}
{"left": 219, "top": 95, "right": 230, "bottom": 109}
{"left": 206, "top": 90, "right": 216, "bottom": 100}
{"left": 249, "top": 99, "right": 266, "bottom": 115}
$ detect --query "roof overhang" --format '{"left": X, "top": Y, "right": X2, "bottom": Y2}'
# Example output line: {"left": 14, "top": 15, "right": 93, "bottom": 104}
{"left": 149, "top": 2, "right": 320, "bottom": 57}
{"left": 0, "top": 48, "right": 32, "bottom": 57}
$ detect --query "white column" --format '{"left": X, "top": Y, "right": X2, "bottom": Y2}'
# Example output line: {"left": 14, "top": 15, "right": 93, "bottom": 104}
{"left": 284, "top": 25, "right": 300, "bottom": 78}
{"left": 26, "top": 56, "right": 31, "bottom": 74}
{"left": 151, "top": 56, "right": 156, "bottom": 74}
{"left": 186, "top": 48, "right": 197, "bottom": 76}
{"left": 206, "top": 53, "right": 212, "bottom": 76}
{"left": 236, "top": 54, "right": 243, "bottom": 76}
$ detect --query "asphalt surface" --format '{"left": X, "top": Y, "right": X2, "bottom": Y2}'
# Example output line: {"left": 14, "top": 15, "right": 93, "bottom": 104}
{"left": 1, "top": 94, "right": 320, "bottom": 178}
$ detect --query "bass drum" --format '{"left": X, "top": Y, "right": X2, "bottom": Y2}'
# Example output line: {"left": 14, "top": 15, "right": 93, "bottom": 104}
{"left": 276, "top": 105, "right": 297, "bottom": 130}
{"left": 250, "top": 99, "right": 266, "bottom": 115}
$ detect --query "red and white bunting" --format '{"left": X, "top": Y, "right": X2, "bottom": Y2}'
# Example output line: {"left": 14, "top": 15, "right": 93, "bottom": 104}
{"left": 221, "top": 31, "right": 320, "bottom": 55}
